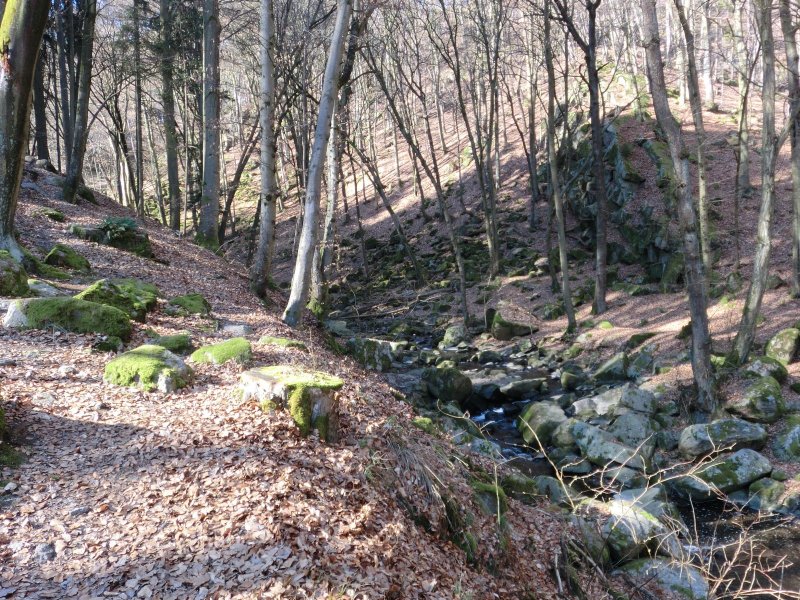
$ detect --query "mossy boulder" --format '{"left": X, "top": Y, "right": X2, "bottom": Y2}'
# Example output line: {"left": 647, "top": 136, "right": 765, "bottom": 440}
{"left": 772, "top": 423, "right": 800, "bottom": 462}
{"left": 729, "top": 375, "right": 784, "bottom": 423}
{"left": 422, "top": 366, "right": 473, "bottom": 405}
{"left": 678, "top": 418, "right": 767, "bottom": 459}
{"left": 600, "top": 499, "right": 681, "bottom": 561}
{"left": 27, "top": 279, "right": 62, "bottom": 297}
{"left": 744, "top": 355, "right": 788, "bottom": 383}
{"left": 259, "top": 336, "right": 308, "bottom": 352}
{"left": 346, "top": 337, "right": 393, "bottom": 371}
{"left": 167, "top": 293, "right": 211, "bottom": 316}
{"left": 150, "top": 333, "right": 193, "bottom": 354}
{"left": 43, "top": 244, "right": 90, "bottom": 272}
{"left": 70, "top": 218, "right": 153, "bottom": 257}
{"left": 74, "top": 278, "right": 158, "bottom": 321}
{"left": 490, "top": 311, "right": 536, "bottom": 341}
{"left": 190, "top": 337, "right": 251, "bottom": 365}
{"left": 765, "top": 328, "right": 800, "bottom": 365}
{"left": 240, "top": 366, "right": 343, "bottom": 441}
{"left": 615, "top": 559, "right": 708, "bottom": 600}
{"left": 0, "top": 251, "right": 29, "bottom": 297}
{"left": 104, "top": 345, "right": 193, "bottom": 392}
{"left": 471, "top": 482, "right": 508, "bottom": 516}
{"left": 440, "top": 324, "right": 468, "bottom": 348}
{"left": 592, "top": 352, "right": 630, "bottom": 382}
{"left": 517, "top": 401, "right": 567, "bottom": 446}
{"left": 37, "top": 208, "right": 65, "bottom": 222}
{"left": 3, "top": 297, "right": 131, "bottom": 340}
{"left": 572, "top": 422, "right": 650, "bottom": 471}
{"left": 746, "top": 477, "right": 785, "bottom": 511}
{"left": 673, "top": 448, "right": 772, "bottom": 501}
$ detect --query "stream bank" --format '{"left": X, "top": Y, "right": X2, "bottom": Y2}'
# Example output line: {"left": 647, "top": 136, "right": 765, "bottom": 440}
{"left": 327, "top": 311, "right": 800, "bottom": 599}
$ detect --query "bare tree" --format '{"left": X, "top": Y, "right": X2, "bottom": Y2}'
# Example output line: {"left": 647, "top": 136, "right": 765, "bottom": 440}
{"left": 63, "top": 0, "right": 98, "bottom": 205}
{"left": 641, "top": 0, "right": 716, "bottom": 413}
{"left": 198, "top": 0, "right": 221, "bottom": 248}
{"left": 282, "top": 0, "right": 354, "bottom": 326}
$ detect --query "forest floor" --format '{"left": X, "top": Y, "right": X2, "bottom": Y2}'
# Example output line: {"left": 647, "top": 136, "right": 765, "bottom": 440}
{"left": 0, "top": 169, "right": 605, "bottom": 599}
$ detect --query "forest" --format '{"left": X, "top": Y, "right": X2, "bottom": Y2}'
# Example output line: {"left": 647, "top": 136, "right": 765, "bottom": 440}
{"left": 2, "top": 0, "right": 800, "bottom": 597}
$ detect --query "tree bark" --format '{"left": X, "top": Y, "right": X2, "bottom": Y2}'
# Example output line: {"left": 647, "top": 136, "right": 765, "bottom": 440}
{"left": 0, "top": 0, "right": 51, "bottom": 259}
{"left": 641, "top": 0, "right": 716, "bottom": 413}
{"left": 545, "top": 0, "right": 576, "bottom": 331}
{"left": 674, "top": 0, "right": 712, "bottom": 280}
{"left": 732, "top": 0, "right": 784, "bottom": 363}
{"left": 32, "top": 49, "right": 49, "bottom": 161}
{"left": 780, "top": 0, "right": 800, "bottom": 298}
{"left": 132, "top": 0, "right": 144, "bottom": 217}
{"left": 198, "top": 0, "right": 221, "bottom": 248}
{"left": 62, "top": 0, "right": 97, "bottom": 205}
{"left": 159, "top": 0, "right": 181, "bottom": 230}
{"left": 282, "top": 0, "right": 353, "bottom": 326}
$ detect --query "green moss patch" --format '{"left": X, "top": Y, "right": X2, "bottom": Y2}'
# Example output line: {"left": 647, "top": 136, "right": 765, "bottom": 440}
{"left": 167, "top": 293, "right": 211, "bottom": 316}
{"left": 151, "top": 333, "right": 192, "bottom": 354}
{"left": 44, "top": 244, "right": 90, "bottom": 272}
{"left": 250, "top": 366, "right": 343, "bottom": 437}
{"left": 259, "top": 336, "right": 308, "bottom": 352}
{"left": 20, "top": 247, "right": 70, "bottom": 280}
{"left": 471, "top": 481, "right": 508, "bottom": 516}
{"left": 0, "top": 250, "right": 30, "bottom": 296}
{"left": 75, "top": 278, "right": 159, "bottom": 321}
{"left": 412, "top": 416, "right": 436, "bottom": 434}
{"left": 36, "top": 208, "right": 65, "bottom": 222}
{"left": 104, "top": 344, "right": 192, "bottom": 392}
{"left": 190, "top": 337, "right": 252, "bottom": 364}
{"left": 7, "top": 297, "right": 132, "bottom": 340}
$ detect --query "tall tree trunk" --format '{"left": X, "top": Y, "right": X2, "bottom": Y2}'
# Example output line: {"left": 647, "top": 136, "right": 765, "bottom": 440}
{"left": 32, "top": 50, "right": 50, "bottom": 162}
{"left": 132, "top": 0, "right": 144, "bottom": 217}
{"left": 56, "top": 2, "right": 74, "bottom": 168}
{"left": 545, "top": 0, "right": 576, "bottom": 331}
{"left": 145, "top": 108, "right": 167, "bottom": 225}
{"left": 63, "top": 0, "right": 97, "bottom": 205}
{"left": 674, "top": 0, "right": 713, "bottom": 280}
{"left": 219, "top": 119, "right": 258, "bottom": 242}
{"left": 198, "top": 0, "right": 221, "bottom": 248}
{"left": 733, "top": 0, "right": 751, "bottom": 195}
{"left": 0, "top": 0, "right": 51, "bottom": 260}
{"left": 733, "top": 0, "right": 783, "bottom": 363}
{"left": 642, "top": 0, "right": 716, "bottom": 413}
{"left": 282, "top": 0, "right": 353, "bottom": 326}
{"left": 159, "top": 0, "right": 181, "bottom": 230}
{"left": 700, "top": 2, "right": 715, "bottom": 108}
{"left": 781, "top": 0, "right": 800, "bottom": 298}
{"left": 250, "top": 0, "right": 278, "bottom": 295}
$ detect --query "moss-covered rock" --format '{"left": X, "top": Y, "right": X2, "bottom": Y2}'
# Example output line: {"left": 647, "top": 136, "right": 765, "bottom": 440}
{"left": 471, "top": 481, "right": 508, "bottom": 516}
{"left": 673, "top": 448, "right": 772, "bottom": 501}
{"left": 74, "top": 278, "right": 158, "bottom": 321}
{"left": 772, "top": 424, "right": 800, "bottom": 462}
{"left": 744, "top": 355, "right": 788, "bottom": 383}
{"left": 0, "top": 251, "right": 29, "bottom": 297}
{"left": 167, "top": 293, "right": 211, "bottom": 316}
{"left": 615, "top": 559, "right": 708, "bottom": 600}
{"left": 729, "top": 375, "right": 784, "bottom": 423}
{"left": 20, "top": 247, "right": 70, "bottom": 280}
{"left": 240, "top": 366, "right": 343, "bottom": 441}
{"left": 765, "top": 328, "right": 800, "bottom": 365}
{"left": 104, "top": 345, "right": 193, "bottom": 392}
{"left": 422, "top": 366, "right": 473, "bottom": 405}
{"left": 412, "top": 416, "right": 436, "bottom": 434}
{"left": 440, "top": 324, "right": 468, "bottom": 348}
{"left": 27, "top": 279, "right": 62, "bottom": 297}
{"left": 346, "top": 337, "right": 393, "bottom": 371}
{"left": 678, "top": 419, "right": 767, "bottom": 459}
{"left": 491, "top": 311, "right": 536, "bottom": 341}
{"left": 150, "top": 333, "right": 192, "bottom": 354}
{"left": 44, "top": 244, "right": 90, "bottom": 272}
{"left": 69, "top": 219, "right": 153, "bottom": 258}
{"left": 3, "top": 297, "right": 132, "bottom": 340}
{"left": 258, "top": 336, "right": 308, "bottom": 352}
{"left": 190, "top": 337, "right": 251, "bottom": 364}
{"left": 36, "top": 208, "right": 65, "bottom": 222}
{"left": 592, "top": 352, "right": 630, "bottom": 381}
{"left": 517, "top": 401, "right": 567, "bottom": 446}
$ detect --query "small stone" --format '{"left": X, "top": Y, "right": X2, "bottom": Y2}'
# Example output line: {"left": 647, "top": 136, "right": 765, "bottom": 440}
{"left": 69, "top": 506, "right": 91, "bottom": 517}
{"left": 3, "top": 482, "right": 18, "bottom": 493}
{"left": 34, "top": 543, "right": 56, "bottom": 563}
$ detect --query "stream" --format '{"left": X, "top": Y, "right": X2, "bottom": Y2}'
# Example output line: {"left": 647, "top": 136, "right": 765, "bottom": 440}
{"left": 346, "top": 316, "right": 800, "bottom": 597}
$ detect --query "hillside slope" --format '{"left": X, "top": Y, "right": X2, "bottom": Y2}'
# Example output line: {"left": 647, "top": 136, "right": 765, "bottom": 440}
{"left": 0, "top": 166, "right": 598, "bottom": 599}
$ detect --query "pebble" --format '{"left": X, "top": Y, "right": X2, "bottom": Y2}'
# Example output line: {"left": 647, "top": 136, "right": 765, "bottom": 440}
{"left": 34, "top": 542, "right": 56, "bottom": 563}
{"left": 3, "top": 482, "right": 17, "bottom": 494}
